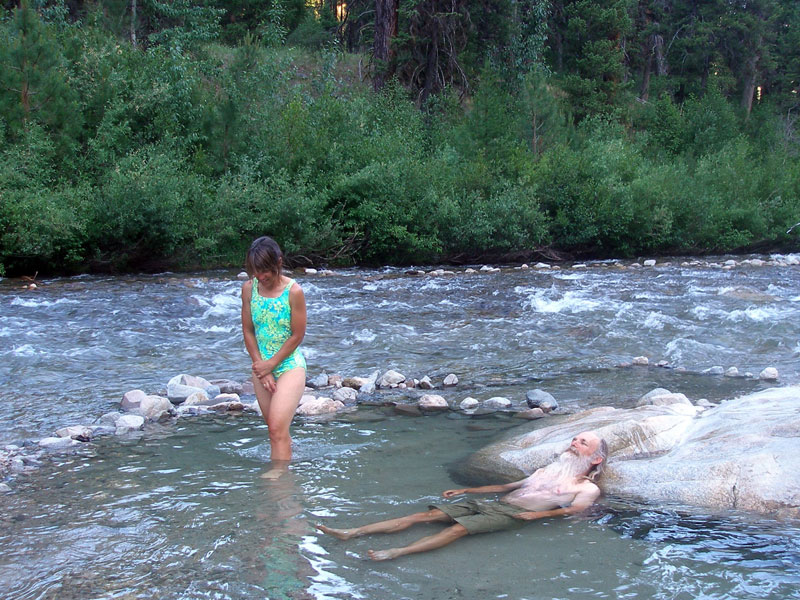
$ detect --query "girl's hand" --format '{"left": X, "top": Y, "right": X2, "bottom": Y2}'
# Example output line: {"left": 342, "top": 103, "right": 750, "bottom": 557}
{"left": 442, "top": 488, "right": 466, "bottom": 498}
{"left": 252, "top": 360, "right": 274, "bottom": 378}
{"left": 259, "top": 373, "right": 277, "bottom": 394}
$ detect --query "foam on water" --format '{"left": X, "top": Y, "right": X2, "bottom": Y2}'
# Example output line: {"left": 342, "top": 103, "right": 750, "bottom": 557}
{"left": 10, "top": 296, "right": 81, "bottom": 308}
{"left": 527, "top": 290, "right": 602, "bottom": 313}
{"left": 726, "top": 306, "right": 787, "bottom": 322}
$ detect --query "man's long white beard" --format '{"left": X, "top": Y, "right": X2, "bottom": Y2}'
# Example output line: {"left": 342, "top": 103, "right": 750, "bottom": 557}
{"left": 538, "top": 450, "right": 593, "bottom": 481}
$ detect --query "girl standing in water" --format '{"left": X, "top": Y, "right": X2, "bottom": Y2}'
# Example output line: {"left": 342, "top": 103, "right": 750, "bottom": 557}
{"left": 241, "top": 236, "right": 307, "bottom": 470}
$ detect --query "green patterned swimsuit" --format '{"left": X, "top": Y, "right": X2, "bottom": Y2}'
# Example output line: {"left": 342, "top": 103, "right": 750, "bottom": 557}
{"left": 251, "top": 278, "right": 306, "bottom": 378}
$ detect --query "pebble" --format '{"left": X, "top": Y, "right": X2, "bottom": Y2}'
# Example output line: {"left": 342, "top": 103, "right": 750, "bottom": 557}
{"left": 443, "top": 373, "right": 459, "bottom": 387}
{"left": 459, "top": 397, "right": 479, "bottom": 410}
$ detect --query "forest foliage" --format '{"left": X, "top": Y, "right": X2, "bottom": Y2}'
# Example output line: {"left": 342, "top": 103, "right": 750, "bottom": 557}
{"left": 0, "top": 0, "right": 799, "bottom": 275}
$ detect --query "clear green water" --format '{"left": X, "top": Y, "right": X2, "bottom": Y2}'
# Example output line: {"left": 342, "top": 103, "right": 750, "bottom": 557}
{"left": 2, "top": 410, "right": 798, "bottom": 600}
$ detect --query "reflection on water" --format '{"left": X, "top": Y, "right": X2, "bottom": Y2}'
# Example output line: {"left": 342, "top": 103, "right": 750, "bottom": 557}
{"left": 1, "top": 413, "right": 798, "bottom": 600}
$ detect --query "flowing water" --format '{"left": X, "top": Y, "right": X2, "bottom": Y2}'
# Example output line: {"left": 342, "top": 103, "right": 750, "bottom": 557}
{"left": 1, "top": 256, "right": 799, "bottom": 599}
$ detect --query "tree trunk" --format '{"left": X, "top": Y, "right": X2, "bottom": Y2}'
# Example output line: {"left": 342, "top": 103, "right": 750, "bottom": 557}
{"left": 741, "top": 50, "right": 760, "bottom": 117}
{"left": 373, "top": 0, "right": 398, "bottom": 92}
{"left": 130, "top": 0, "right": 137, "bottom": 48}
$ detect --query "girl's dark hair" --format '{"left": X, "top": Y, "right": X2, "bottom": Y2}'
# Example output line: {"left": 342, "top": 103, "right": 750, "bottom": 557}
{"left": 245, "top": 236, "right": 283, "bottom": 277}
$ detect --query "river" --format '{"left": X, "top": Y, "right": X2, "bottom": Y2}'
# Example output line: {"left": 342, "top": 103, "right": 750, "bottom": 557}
{"left": 1, "top": 256, "right": 799, "bottom": 599}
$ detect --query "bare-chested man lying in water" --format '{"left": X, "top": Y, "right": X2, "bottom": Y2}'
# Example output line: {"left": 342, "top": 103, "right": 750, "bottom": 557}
{"left": 316, "top": 431, "right": 608, "bottom": 561}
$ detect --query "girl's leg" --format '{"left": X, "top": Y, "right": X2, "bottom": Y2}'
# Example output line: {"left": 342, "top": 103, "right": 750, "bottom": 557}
{"left": 266, "top": 368, "right": 306, "bottom": 461}
{"left": 252, "top": 374, "right": 273, "bottom": 426}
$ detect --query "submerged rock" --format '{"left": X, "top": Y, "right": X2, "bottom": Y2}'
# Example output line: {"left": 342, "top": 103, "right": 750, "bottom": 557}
{"left": 483, "top": 397, "right": 512, "bottom": 409}
{"left": 458, "top": 386, "right": 800, "bottom": 518}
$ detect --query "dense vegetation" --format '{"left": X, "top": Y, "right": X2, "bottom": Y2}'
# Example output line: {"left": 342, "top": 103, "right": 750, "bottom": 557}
{"left": 1, "top": 0, "right": 799, "bottom": 276}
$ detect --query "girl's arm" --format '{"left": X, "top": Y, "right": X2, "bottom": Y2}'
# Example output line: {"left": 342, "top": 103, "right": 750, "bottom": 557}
{"left": 241, "top": 281, "right": 263, "bottom": 364}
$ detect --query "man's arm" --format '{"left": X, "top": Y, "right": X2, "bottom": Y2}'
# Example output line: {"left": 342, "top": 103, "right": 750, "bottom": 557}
{"left": 442, "top": 480, "right": 525, "bottom": 498}
{"left": 512, "top": 482, "right": 600, "bottom": 521}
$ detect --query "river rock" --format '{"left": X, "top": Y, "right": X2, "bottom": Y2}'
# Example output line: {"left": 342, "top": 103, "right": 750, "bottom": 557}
{"left": 378, "top": 369, "right": 406, "bottom": 388}
{"left": 122, "top": 393, "right": 173, "bottom": 420}
{"left": 168, "top": 383, "right": 208, "bottom": 404}
{"left": 724, "top": 367, "right": 740, "bottom": 377}
{"left": 209, "top": 379, "right": 244, "bottom": 395}
{"left": 121, "top": 389, "right": 148, "bottom": 411}
{"left": 395, "top": 404, "right": 423, "bottom": 417}
{"left": 636, "top": 389, "right": 691, "bottom": 407}
{"left": 333, "top": 387, "right": 358, "bottom": 403}
{"left": 484, "top": 397, "right": 512, "bottom": 409}
{"left": 418, "top": 394, "right": 448, "bottom": 410}
{"left": 182, "top": 391, "right": 215, "bottom": 407}
{"left": 328, "top": 374, "right": 343, "bottom": 388}
{"left": 525, "top": 389, "right": 558, "bottom": 412}
{"left": 0, "top": 483, "right": 11, "bottom": 493}
{"left": 759, "top": 367, "right": 779, "bottom": 381}
{"left": 168, "top": 374, "right": 220, "bottom": 398}
{"left": 458, "top": 386, "right": 800, "bottom": 518}
{"left": 38, "top": 437, "right": 79, "bottom": 450}
{"left": 514, "top": 408, "right": 546, "bottom": 420}
{"left": 342, "top": 376, "right": 368, "bottom": 390}
{"left": 97, "top": 412, "right": 123, "bottom": 427}
{"left": 308, "top": 372, "right": 330, "bottom": 388}
{"left": 296, "top": 397, "right": 344, "bottom": 416}
{"left": 460, "top": 397, "right": 479, "bottom": 411}
{"left": 443, "top": 374, "right": 459, "bottom": 387}
{"left": 115, "top": 414, "right": 145, "bottom": 434}
{"left": 55, "top": 426, "right": 93, "bottom": 441}
{"left": 643, "top": 259, "right": 656, "bottom": 267}
{"left": 632, "top": 356, "right": 649, "bottom": 366}
{"left": 210, "top": 401, "right": 245, "bottom": 412}
{"left": 703, "top": 366, "right": 725, "bottom": 375}
{"left": 359, "top": 370, "right": 380, "bottom": 394}
{"left": 214, "top": 393, "right": 241, "bottom": 403}
{"left": 418, "top": 376, "right": 434, "bottom": 390}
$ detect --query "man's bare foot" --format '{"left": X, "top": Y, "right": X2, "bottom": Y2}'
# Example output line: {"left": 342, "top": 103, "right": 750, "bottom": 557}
{"left": 316, "top": 524, "right": 355, "bottom": 540}
{"left": 367, "top": 548, "right": 402, "bottom": 561}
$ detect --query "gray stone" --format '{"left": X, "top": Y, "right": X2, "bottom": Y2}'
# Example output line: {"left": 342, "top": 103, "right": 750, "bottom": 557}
{"left": 525, "top": 389, "right": 558, "bottom": 411}
{"left": 0, "top": 483, "right": 11, "bottom": 493}
{"left": 378, "top": 369, "right": 406, "bottom": 388}
{"left": 213, "top": 392, "right": 241, "bottom": 403}
{"left": 210, "top": 401, "right": 246, "bottom": 412}
{"left": 359, "top": 370, "right": 380, "bottom": 394}
{"left": 724, "top": 367, "right": 740, "bottom": 378}
{"left": 209, "top": 379, "right": 244, "bottom": 395}
{"left": 643, "top": 259, "right": 657, "bottom": 267}
{"left": 333, "top": 387, "right": 358, "bottom": 403}
{"left": 308, "top": 372, "right": 330, "bottom": 388}
{"left": 443, "top": 374, "right": 459, "bottom": 387}
{"left": 418, "top": 394, "right": 449, "bottom": 410}
{"left": 89, "top": 425, "right": 116, "bottom": 437}
{"left": 484, "top": 397, "right": 512, "bottom": 409}
{"left": 632, "top": 356, "right": 649, "bottom": 366}
{"left": 167, "top": 383, "right": 209, "bottom": 404}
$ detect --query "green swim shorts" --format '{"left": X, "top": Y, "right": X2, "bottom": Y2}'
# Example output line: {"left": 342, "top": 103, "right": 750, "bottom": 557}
{"left": 430, "top": 499, "right": 528, "bottom": 535}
